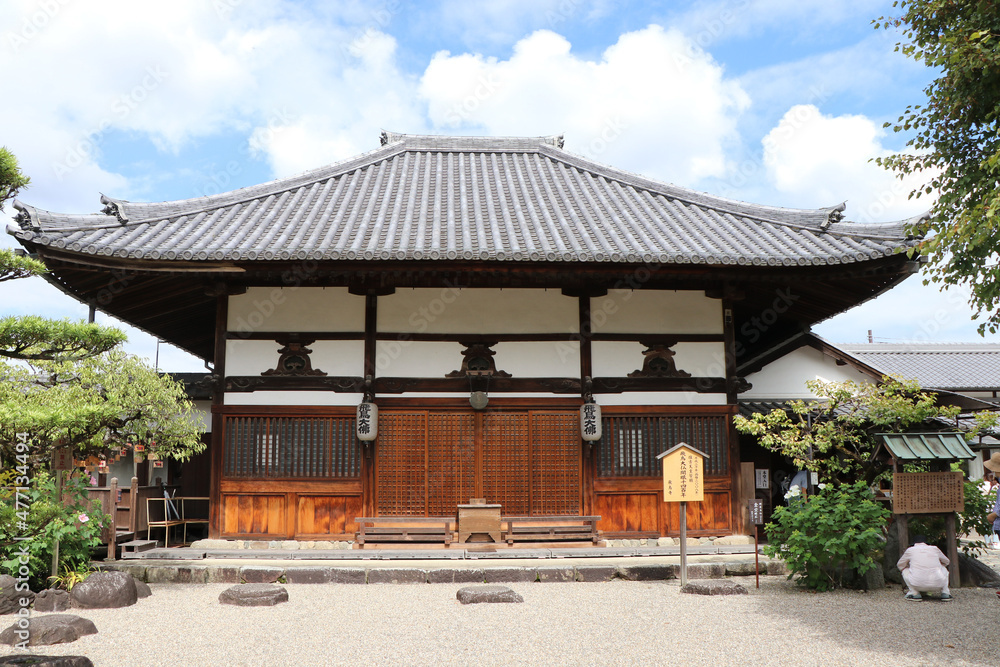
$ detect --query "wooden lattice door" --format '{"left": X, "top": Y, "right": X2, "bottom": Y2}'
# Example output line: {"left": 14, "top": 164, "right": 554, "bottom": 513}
{"left": 375, "top": 409, "right": 580, "bottom": 516}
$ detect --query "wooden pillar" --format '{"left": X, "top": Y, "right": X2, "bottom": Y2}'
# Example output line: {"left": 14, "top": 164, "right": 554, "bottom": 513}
{"left": 722, "top": 297, "right": 742, "bottom": 535}
{"left": 362, "top": 293, "right": 378, "bottom": 518}
{"left": 106, "top": 477, "right": 119, "bottom": 560}
{"left": 208, "top": 291, "right": 228, "bottom": 538}
{"left": 946, "top": 512, "right": 960, "bottom": 588}
{"left": 579, "top": 296, "right": 594, "bottom": 517}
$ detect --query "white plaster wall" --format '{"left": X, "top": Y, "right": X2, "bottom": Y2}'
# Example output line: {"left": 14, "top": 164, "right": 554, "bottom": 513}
{"left": 226, "top": 340, "right": 364, "bottom": 377}
{"left": 493, "top": 342, "right": 579, "bottom": 377}
{"left": 590, "top": 290, "right": 722, "bottom": 335}
{"left": 591, "top": 342, "right": 725, "bottom": 378}
{"left": 376, "top": 341, "right": 464, "bottom": 377}
{"left": 377, "top": 288, "right": 578, "bottom": 334}
{"left": 596, "top": 392, "right": 728, "bottom": 406}
{"left": 191, "top": 400, "right": 212, "bottom": 432}
{"left": 743, "top": 346, "right": 875, "bottom": 399}
{"left": 224, "top": 391, "right": 365, "bottom": 406}
{"left": 228, "top": 287, "right": 364, "bottom": 333}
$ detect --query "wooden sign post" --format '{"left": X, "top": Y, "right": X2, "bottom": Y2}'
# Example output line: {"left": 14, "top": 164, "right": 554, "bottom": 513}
{"left": 749, "top": 499, "right": 764, "bottom": 589}
{"left": 657, "top": 443, "right": 708, "bottom": 587}
{"left": 51, "top": 447, "right": 73, "bottom": 577}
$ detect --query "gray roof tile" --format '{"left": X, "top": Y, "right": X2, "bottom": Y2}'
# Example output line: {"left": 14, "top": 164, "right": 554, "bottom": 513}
{"left": 9, "top": 133, "right": 919, "bottom": 265}
{"left": 839, "top": 343, "right": 1000, "bottom": 391}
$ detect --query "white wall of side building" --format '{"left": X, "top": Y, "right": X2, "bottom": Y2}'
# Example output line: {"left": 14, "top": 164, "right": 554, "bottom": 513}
{"left": 743, "top": 346, "right": 874, "bottom": 399}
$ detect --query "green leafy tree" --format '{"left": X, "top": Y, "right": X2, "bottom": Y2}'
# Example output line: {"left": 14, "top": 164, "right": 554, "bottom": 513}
{"left": 874, "top": 2, "right": 1000, "bottom": 333}
{"left": 733, "top": 376, "right": 962, "bottom": 484}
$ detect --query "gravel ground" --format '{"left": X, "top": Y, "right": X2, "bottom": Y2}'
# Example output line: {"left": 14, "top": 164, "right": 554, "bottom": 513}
{"left": 2, "top": 575, "right": 999, "bottom": 666}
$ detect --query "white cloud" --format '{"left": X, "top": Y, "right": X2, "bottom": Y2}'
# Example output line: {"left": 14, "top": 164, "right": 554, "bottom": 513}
{"left": 419, "top": 26, "right": 750, "bottom": 185}
{"left": 761, "top": 104, "right": 930, "bottom": 221}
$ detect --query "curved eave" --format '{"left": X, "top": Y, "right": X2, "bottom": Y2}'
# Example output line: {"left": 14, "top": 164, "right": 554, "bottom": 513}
{"left": 20, "top": 242, "right": 918, "bottom": 364}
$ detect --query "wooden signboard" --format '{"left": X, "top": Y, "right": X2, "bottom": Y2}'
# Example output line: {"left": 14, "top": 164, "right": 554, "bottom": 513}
{"left": 749, "top": 499, "right": 764, "bottom": 525}
{"left": 658, "top": 443, "right": 706, "bottom": 502}
{"left": 892, "top": 472, "right": 964, "bottom": 514}
{"left": 52, "top": 448, "right": 73, "bottom": 471}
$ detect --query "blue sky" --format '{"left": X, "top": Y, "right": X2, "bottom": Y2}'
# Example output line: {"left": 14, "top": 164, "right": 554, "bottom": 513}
{"left": 1, "top": 0, "right": 993, "bottom": 371}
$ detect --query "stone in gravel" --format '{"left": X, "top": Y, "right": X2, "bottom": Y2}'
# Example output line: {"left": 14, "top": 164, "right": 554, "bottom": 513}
{"left": 133, "top": 579, "right": 152, "bottom": 598}
{"left": 681, "top": 579, "right": 748, "bottom": 596}
{"left": 34, "top": 589, "right": 71, "bottom": 612}
{"left": 218, "top": 584, "right": 288, "bottom": 607}
{"left": 240, "top": 566, "right": 283, "bottom": 584}
{"left": 0, "top": 576, "right": 34, "bottom": 615}
{"left": 69, "top": 571, "right": 137, "bottom": 609}
{"left": 0, "top": 655, "right": 94, "bottom": 666}
{"left": 456, "top": 585, "right": 524, "bottom": 604}
{"left": 0, "top": 615, "right": 98, "bottom": 646}
{"left": 367, "top": 569, "right": 426, "bottom": 584}
{"left": 284, "top": 568, "right": 333, "bottom": 584}
{"left": 536, "top": 567, "right": 575, "bottom": 582}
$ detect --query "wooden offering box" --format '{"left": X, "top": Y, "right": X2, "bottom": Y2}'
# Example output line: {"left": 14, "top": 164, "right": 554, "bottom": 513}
{"left": 458, "top": 503, "right": 502, "bottom": 544}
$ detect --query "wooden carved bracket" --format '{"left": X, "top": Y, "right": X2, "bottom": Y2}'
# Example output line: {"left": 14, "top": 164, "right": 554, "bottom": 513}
{"left": 628, "top": 342, "right": 691, "bottom": 378}
{"left": 445, "top": 342, "right": 511, "bottom": 378}
{"left": 262, "top": 338, "right": 327, "bottom": 376}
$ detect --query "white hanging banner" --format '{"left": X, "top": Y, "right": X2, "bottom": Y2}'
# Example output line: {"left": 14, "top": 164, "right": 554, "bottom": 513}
{"left": 356, "top": 402, "right": 378, "bottom": 441}
{"left": 580, "top": 402, "right": 602, "bottom": 441}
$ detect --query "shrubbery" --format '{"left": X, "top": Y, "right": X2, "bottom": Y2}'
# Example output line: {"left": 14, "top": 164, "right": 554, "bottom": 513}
{"left": 763, "top": 481, "right": 890, "bottom": 591}
{"left": 0, "top": 470, "right": 108, "bottom": 590}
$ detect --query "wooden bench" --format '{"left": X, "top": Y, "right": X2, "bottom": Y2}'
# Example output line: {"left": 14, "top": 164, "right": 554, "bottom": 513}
{"left": 502, "top": 515, "right": 602, "bottom": 545}
{"left": 354, "top": 516, "right": 455, "bottom": 548}
{"left": 146, "top": 496, "right": 211, "bottom": 547}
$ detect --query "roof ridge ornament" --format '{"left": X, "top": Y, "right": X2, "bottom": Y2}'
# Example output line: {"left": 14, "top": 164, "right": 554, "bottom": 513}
{"left": 820, "top": 202, "right": 846, "bottom": 231}
{"left": 99, "top": 194, "right": 130, "bottom": 224}
{"left": 11, "top": 200, "right": 39, "bottom": 231}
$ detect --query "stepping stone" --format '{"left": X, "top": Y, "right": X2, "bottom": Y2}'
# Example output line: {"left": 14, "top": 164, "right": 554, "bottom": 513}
{"left": 680, "top": 579, "right": 748, "bottom": 596}
{"left": 456, "top": 585, "right": 524, "bottom": 604}
{"left": 0, "top": 656, "right": 93, "bottom": 666}
{"left": 219, "top": 583, "right": 289, "bottom": 607}
{"left": 0, "top": 614, "right": 98, "bottom": 646}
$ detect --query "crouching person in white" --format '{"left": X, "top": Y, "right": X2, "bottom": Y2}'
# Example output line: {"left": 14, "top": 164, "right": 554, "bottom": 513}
{"left": 896, "top": 535, "right": 951, "bottom": 601}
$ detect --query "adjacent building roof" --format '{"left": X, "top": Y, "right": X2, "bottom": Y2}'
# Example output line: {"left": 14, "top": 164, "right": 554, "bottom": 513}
{"left": 874, "top": 432, "right": 976, "bottom": 461}
{"left": 9, "top": 132, "right": 919, "bottom": 267}
{"left": 839, "top": 343, "right": 1000, "bottom": 392}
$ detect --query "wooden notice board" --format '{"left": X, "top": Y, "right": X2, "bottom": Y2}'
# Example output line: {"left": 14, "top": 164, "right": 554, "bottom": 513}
{"left": 659, "top": 443, "right": 707, "bottom": 502}
{"left": 892, "top": 472, "right": 964, "bottom": 514}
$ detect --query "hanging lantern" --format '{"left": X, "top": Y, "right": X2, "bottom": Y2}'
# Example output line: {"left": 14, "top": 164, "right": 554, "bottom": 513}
{"left": 357, "top": 402, "right": 378, "bottom": 441}
{"left": 580, "top": 402, "right": 602, "bottom": 441}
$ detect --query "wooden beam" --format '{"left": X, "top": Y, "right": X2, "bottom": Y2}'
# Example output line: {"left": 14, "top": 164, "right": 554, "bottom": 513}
{"left": 209, "top": 293, "right": 227, "bottom": 539}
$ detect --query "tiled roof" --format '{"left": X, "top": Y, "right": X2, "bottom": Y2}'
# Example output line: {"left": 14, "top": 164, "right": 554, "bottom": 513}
{"left": 8, "top": 133, "right": 920, "bottom": 265}
{"left": 839, "top": 343, "right": 1000, "bottom": 391}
